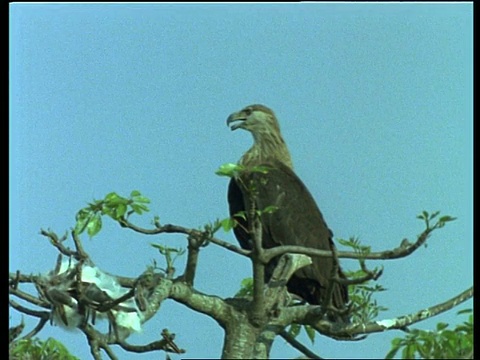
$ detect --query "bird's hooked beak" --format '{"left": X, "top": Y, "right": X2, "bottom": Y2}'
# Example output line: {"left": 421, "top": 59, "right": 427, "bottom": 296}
{"left": 226, "top": 111, "right": 247, "bottom": 131}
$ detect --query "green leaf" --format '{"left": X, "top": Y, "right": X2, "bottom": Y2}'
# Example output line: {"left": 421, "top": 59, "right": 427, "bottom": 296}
{"left": 235, "top": 277, "right": 253, "bottom": 297}
{"left": 250, "top": 165, "right": 272, "bottom": 174}
{"left": 74, "top": 212, "right": 91, "bottom": 235}
{"left": 151, "top": 243, "right": 167, "bottom": 252}
{"left": 132, "top": 196, "right": 151, "bottom": 204}
{"left": 385, "top": 339, "right": 402, "bottom": 359}
{"left": 438, "top": 215, "right": 457, "bottom": 223}
{"left": 87, "top": 214, "right": 102, "bottom": 237}
{"left": 288, "top": 323, "right": 301, "bottom": 338}
{"left": 304, "top": 325, "right": 315, "bottom": 344}
{"left": 234, "top": 210, "right": 247, "bottom": 221}
{"left": 436, "top": 322, "right": 449, "bottom": 331}
{"left": 215, "top": 163, "right": 243, "bottom": 177}
{"left": 105, "top": 192, "right": 121, "bottom": 203}
{"left": 337, "top": 238, "right": 352, "bottom": 247}
{"left": 115, "top": 203, "right": 127, "bottom": 219}
{"left": 402, "top": 343, "right": 416, "bottom": 359}
{"left": 130, "top": 204, "right": 144, "bottom": 215}
{"left": 240, "top": 277, "right": 253, "bottom": 287}
{"left": 417, "top": 342, "right": 431, "bottom": 358}
{"left": 262, "top": 205, "right": 279, "bottom": 214}
{"left": 457, "top": 308, "right": 472, "bottom": 315}
{"left": 130, "top": 190, "right": 141, "bottom": 197}
{"left": 220, "top": 218, "right": 236, "bottom": 232}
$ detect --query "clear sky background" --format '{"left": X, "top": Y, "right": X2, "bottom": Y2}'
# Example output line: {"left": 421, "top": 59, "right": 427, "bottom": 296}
{"left": 10, "top": 3, "right": 472, "bottom": 359}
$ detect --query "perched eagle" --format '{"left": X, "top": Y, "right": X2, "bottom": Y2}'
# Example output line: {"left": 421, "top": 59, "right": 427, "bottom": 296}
{"left": 226, "top": 104, "right": 349, "bottom": 322}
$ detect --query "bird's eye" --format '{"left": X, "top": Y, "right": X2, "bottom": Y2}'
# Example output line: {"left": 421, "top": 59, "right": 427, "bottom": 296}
{"left": 244, "top": 108, "right": 252, "bottom": 116}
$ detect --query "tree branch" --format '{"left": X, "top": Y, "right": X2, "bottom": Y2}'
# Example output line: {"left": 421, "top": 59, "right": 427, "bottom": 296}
{"left": 280, "top": 330, "right": 323, "bottom": 359}
{"left": 120, "top": 217, "right": 434, "bottom": 265}
{"left": 169, "top": 280, "right": 232, "bottom": 327}
{"left": 39, "top": 229, "right": 77, "bottom": 258}
{"left": 120, "top": 218, "right": 250, "bottom": 257}
{"left": 285, "top": 286, "right": 473, "bottom": 339}
{"left": 9, "top": 283, "right": 49, "bottom": 309}
{"left": 250, "top": 215, "right": 266, "bottom": 326}
{"left": 117, "top": 328, "right": 185, "bottom": 354}
{"left": 183, "top": 235, "right": 201, "bottom": 286}
{"left": 21, "top": 318, "right": 49, "bottom": 340}
{"left": 9, "top": 299, "right": 50, "bottom": 319}
{"left": 264, "top": 254, "right": 312, "bottom": 312}
{"left": 264, "top": 227, "right": 434, "bottom": 262}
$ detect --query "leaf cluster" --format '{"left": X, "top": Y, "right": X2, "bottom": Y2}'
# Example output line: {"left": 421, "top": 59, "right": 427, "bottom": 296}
{"left": 215, "top": 163, "right": 272, "bottom": 178}
{"left": 150, "top": 243, "right": 186, "bottom": 273}
{"left": 416, "top": 211, "right": 457, "bottom": 231}
{"left": 235, "top": 277, "right": 254, "bottom": 298}
{"left": 386, "top": 309, "right": 473, "bottom": 359}
{"left": 346, "top": 269, "right": 388, "bottom": 324}
{"left": 74, "top": 190, "right": 150, "bottom": 237}
{"left": 9, "top": 337, "right": 79, "bottom": 360}
{"left": 339, "top": 237, "right": 388, "bottom": 323}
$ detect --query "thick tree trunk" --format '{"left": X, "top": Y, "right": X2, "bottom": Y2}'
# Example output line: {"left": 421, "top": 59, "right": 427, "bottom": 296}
{"left": 221, "top": 314, "right": 281, "bottom": 359}
{"left": 221, "top": 320, "right": 260, "bottom": 359}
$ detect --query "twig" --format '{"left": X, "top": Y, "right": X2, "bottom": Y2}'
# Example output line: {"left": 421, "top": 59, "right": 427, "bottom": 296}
{"left": 120, "top": 219, "right": 250, "bottom": 257}
{"left": 280, "top": 330, "right": 323, "bottom": 359}
{"left": 82, "top": 323, "right": 117, "bottom": 360}
{"left": 333, "top": 264, "right": 383, "bottom": 286}
{"left": 71, "top": 229, "right": 90, "bottom": 260}
{"left": 9, "top": 285, "right": 48, "bottom": 308}
{"left": 40, "top": 229, "right": 77, "bottom": 257}
{"left": 9, "top": 299, "right": 50, "bottom": 318}
{"left": 21, "top": 318, "right": 49, "bottom": 340}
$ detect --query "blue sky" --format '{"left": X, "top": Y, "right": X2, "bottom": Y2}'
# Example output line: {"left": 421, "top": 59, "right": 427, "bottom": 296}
{"left": 10, "top": 3, "right": 472, "bottom": 359}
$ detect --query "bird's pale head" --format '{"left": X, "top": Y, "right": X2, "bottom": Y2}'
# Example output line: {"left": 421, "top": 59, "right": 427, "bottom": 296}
{"left": 226, "top": 104, "right": 293, "bottom": 168}
{"left": 226, "top": 104, "right": 282, "bottom": 139}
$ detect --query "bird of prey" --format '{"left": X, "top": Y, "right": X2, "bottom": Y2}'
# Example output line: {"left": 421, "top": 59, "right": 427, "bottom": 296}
{"left": 226, "top": 104, "right": 349, "bottom": 322}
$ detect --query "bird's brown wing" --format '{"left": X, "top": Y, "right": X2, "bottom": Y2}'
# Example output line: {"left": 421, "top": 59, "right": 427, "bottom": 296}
{"left": 228, "top": 160, "right": 349, "bottom": 317}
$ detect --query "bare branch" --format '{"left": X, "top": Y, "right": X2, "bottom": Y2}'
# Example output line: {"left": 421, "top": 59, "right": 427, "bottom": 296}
{"left": 9, "top": 284, "right": 49, "bottom": 308}
{"left": 117, "top": 328, "right": 185, "bottom": 354}
{"left": 71, "top": 229, "right": 90, "bottom": 260}
{"left": 183, "top": 235, "right": 201, "bottom": 286}
{"left": 120, "top": 218, "right": 250, "bottom": 257}
{"left": 21, "top": 318, "right": 49, "bottom": 340}
{"left": 83, "top": 325, "right": 113, "bottom": 360}
{"left": 264, "top": 227, "right": 434, "bottom": 262}
{"left": 39, "top": 229, "right": 77, "bottom": 258}
{"left": 9, "top": 299, "right": 50, "bottom": 319}
{"left": 280, "top": 330, "right": 323, "bottom": 359}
